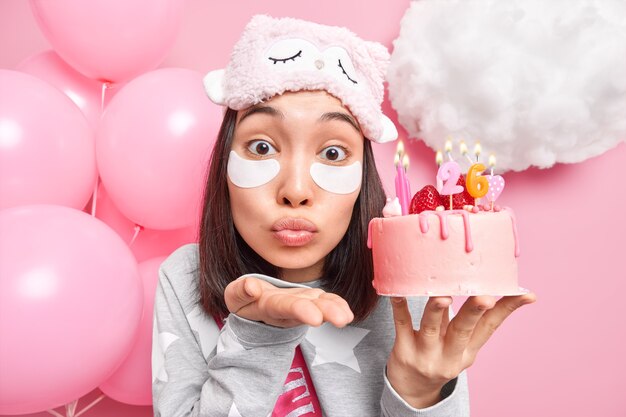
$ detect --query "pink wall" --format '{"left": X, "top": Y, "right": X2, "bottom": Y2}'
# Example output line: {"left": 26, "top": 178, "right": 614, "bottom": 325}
{"left": 1, "top": 1, "right": 625, "bottom": 416}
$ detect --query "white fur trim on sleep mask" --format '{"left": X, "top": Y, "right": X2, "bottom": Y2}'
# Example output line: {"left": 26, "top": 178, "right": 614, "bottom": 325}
{"left": 203, "top": 69, "right": 226, "bottom": 105}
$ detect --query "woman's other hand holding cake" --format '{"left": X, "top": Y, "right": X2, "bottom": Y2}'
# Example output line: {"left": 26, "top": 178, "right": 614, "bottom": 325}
{"left": 387, "top": 293, "right": 536, "bottom": 408}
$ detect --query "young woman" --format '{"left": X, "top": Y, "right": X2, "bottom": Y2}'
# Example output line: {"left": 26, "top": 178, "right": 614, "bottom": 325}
{"left": 152, "top": 15, "right": 536, "bottom": 417}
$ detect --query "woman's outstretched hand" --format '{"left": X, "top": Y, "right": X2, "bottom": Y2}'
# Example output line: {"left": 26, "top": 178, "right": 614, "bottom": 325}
{"left": 387, "top": 293, "right": 537, "bottom": 409}
{"left": 224, "top": 276, "right": 354, "bottom": 328}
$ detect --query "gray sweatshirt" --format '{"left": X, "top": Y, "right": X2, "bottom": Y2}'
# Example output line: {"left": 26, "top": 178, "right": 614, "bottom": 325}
{"left": 152, "top": 243, "right": 470, "bottom": 416}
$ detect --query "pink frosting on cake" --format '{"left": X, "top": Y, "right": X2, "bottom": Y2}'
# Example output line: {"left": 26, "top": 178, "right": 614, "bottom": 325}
{"left": 368, "top": 208, "right": 527, "bottom": 296}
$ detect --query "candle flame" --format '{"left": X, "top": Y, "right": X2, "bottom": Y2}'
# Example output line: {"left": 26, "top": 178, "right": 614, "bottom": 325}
{"left": 460, "top": 141, "right": 468, "bottom": 155}
{"left": 489, "top": 154, "right": 496, "bottom": 167}
{"left": 436, "top": 151, "right": 443, "bottom": 166}
{"left": 402, "top": 154, "right": 409, "bottom": 170}
{"left": 444, "top": 139, "right": 453, "bottom": 153}
{"left": 396, "top": 140, "right": 405, "bottom": 156}
{"left": 474, "top": 142, "right": 482, "bottom": 156}
{"left": 394, "top": 152, "right": 400, "bottom": 167}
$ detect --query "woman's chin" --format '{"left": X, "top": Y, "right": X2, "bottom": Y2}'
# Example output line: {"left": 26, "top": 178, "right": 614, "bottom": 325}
{"left": 268, "top": 256, "right": 325, "bottom": 283}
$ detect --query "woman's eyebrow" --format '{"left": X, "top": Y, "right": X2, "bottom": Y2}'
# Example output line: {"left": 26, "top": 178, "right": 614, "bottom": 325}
{"left": 318, "top": 112, "right": 361, "bottom": 133}
{"left": 238, "top": 105, "right": 284, "bottom": 125}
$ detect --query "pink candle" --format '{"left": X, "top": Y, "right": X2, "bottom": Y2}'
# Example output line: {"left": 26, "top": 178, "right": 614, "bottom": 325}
{"left": 402, "top": 153, "right": 411, "bottom": 210}
{"left": 394, "top": 152, "right": 410, "bottom": 215}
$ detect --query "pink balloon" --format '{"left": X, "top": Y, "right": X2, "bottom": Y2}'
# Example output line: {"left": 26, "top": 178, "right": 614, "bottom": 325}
{"left": 0, "top": 205, "right": 143, "bottom": 415}
{"left": 97, "top": 68, "right": 220, "bottom": 230}
{"left": 17, "top": 50, "right": 122, "bottom": 130}
{"left": 90, "top": 183, "right": 197, "bottom": 262}
{"left": 29, "top": 0, "right": 184, "bottom": 83}
{"left": 0, "top": 70, "right": 96, "bottom": 210}
{"left": 100, "top": 256, "right": 167, "bottom": 405}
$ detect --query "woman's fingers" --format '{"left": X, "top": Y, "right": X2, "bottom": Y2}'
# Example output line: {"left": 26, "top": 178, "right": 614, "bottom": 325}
{"left": 443, "top": 296, "right": 496, "bottom": 358}
{"left": 319, "top": 292, "right": 352, "bottom": 312}
{"left": 440, "top": 302, "right": 451, "bottom": 338}
{"left": 467, "top": 293, "right": 537, "bottom": 355}
{"left": 261, "top": 287, "right": 354, "bottom": 327}
{"left": 311, "top": 297, "right": 353, "bottom": 327}
{"left": 287, "top": 297, "right": 325, "bottom": 326}
{"left": 417, "top": 297, "right": 452, "bottom": 350}
{"left": 390, "top": 297, "right": 416, "bottom": 346}
{"left": 262, "top": 292, "right": 323, "bottom": 326}
{"left": 227, "top": 280, "right": 356, "bottom": 328}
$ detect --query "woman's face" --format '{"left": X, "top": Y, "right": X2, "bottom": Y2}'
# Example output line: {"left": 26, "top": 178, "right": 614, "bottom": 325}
{"left": 228, "top": 90, "right": 365, "bottom": 282}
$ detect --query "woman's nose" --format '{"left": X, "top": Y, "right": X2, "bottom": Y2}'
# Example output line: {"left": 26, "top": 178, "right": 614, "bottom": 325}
{"left": 276, "top": 159, "right": 314, "bottom": 208}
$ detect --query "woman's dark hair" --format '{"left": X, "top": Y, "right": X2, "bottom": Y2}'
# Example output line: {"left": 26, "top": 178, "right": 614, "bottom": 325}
{"left": 198, "top": 107, "right": 387, "bottom": 321}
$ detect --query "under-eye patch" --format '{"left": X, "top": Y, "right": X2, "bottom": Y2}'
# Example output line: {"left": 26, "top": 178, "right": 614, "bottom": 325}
{"left": 227, "top": 151, "right": 280, "bottom": 188}
{"left": 310, "top": 161, "right": 362, "bottom": 194}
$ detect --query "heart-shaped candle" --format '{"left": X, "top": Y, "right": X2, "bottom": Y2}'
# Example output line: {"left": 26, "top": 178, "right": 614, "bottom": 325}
{"left": 486, "top": 175, "right": 505, "bottom": 202}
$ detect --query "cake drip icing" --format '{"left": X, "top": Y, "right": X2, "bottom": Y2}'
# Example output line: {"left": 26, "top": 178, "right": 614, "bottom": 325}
{"left": 418, "top": 210, "right": 473, "bottom": 252}
{"left": 367, "top": 207, "right": 520, "bottom": 257}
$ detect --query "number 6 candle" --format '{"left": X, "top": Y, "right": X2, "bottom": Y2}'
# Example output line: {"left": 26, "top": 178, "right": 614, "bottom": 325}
{"left": 466, "top": 163, "right": 489, "bottom": 198}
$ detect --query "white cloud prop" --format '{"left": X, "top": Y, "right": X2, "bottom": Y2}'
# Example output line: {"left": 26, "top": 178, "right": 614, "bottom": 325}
{"left": 388, "top": 0, "right": 626, "bottom": 172}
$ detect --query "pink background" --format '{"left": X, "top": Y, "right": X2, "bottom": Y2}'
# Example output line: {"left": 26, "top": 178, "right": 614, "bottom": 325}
{"left": 1, "top": 1, "right": 625, "bottom": 416}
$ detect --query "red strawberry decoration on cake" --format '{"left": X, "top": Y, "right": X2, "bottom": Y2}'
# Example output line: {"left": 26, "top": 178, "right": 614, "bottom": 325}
{"left": 409, "top": 185, "right": 441, "bottom": 214}
{"left": 409, "top": 176, "right": 476, "bottom": 214}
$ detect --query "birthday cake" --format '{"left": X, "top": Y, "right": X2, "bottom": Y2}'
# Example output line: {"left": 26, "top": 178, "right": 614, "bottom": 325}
{"left": 368, "top": 144, "right": 528, "bottom": 296}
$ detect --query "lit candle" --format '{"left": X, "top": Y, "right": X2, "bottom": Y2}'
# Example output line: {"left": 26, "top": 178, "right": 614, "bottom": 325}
{"left": 488, "top": 154, "right": 496, "bottom": 176}
{"left": 397, "top": 140, "right": 405, "bottom": 158}
{"left": 466, "top": 163, "right": 489, "bottom": 198}
{"left": 485, "top": 154, "right": 504, "bottom": 211}
{"left": 460, "top": 140, "right": 474, "bottom": 164}
{"left": 402, "top": 153, "right": 411, "bottom": 208}
{"left": 394, "top": 142, "right": 410, "bottom": 215}
{"left": 435, "top": 151, "right": 444, "bottom": 192}
{"left": 445, "top": 138, "right": 453, "bottom": 161}
{"left": 436, "top": 150, "right": 443, "bottom": 167}
{"left": 474, "top": 142, "right": 482, "bottom": 162}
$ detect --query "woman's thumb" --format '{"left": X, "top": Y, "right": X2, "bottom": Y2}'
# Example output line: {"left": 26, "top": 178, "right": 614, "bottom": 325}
{"left": 225, "top": 277, "right": 261, "bottom": 312}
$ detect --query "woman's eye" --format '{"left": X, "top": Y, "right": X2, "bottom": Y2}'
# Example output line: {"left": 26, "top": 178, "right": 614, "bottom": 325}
{"left": 247, "top": 140, "right": 277, "bottom": 156}
{"left": 319, "top": 145, "right": 347, "bottom": 162}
